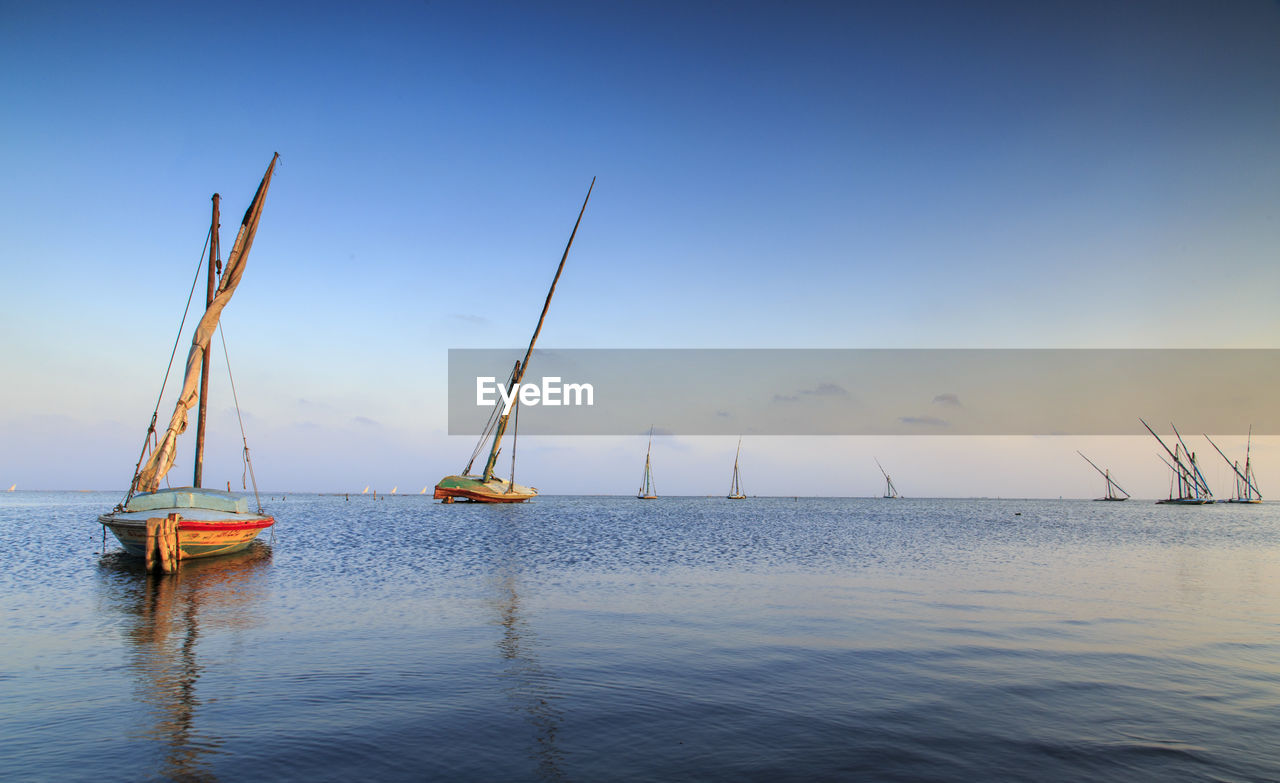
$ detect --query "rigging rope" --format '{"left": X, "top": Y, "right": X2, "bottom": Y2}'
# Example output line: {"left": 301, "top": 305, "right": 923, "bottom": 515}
{"left": 218, "top": 324, "right": 263, "bottom": 514}
{"left": 118, "top": 227, "right": 212, "bottom": 510}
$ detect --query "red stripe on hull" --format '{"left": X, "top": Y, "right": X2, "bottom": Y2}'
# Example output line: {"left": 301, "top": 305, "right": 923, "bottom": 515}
{"left": 433, "top": 487, "right": 533, "bottom": 503}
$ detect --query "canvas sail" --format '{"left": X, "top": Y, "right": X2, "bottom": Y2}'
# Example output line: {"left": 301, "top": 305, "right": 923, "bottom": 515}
{"left": 133, "top": 154, "right": 278, "bottom": 494}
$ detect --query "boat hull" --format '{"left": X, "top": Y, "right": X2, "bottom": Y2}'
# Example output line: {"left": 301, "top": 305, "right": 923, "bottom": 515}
{"left": 1156, "top": 498, "right": 1212, "bottom": 505}
{"left": 637, "top": 495, "right": 657, "bottom": 500}
{"left": 100, "top": 487, "right": 273, "bottom": 561}
{"left": 434, "top": 475, "right": 538, "bottom": 503}
{"left": 100, "top": 513, "right": 274, "bottom": 559}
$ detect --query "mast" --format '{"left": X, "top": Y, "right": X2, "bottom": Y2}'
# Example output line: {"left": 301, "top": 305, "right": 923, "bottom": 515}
{"left": 875, "top": 458, "right": 898, "bottom": 498}
{"left": 1140, "top": 419, "right": 1209, "bottom": 499}
{"left": 1204, "top": 432, "right": 1262, "bottom": 500}
{"left": 1077, "top": 451, "right": 1130, "bottom": 499}
{"left": 729, "top": 438, "right": 743, "bottom": 496}
{"left": 1171, "top": 423, "right": 1211, "bottom": 499}
{"left": 480, "top": 178, "right": 595, "bottom": 481}
{"left": 639, "top": 427, "right": 655, "bottom": 496}
{"left": 194, "top": 194, "right": 220, "bottom": 488}
{"left": 132, "top": 153, "right": 278, "bottom": 496}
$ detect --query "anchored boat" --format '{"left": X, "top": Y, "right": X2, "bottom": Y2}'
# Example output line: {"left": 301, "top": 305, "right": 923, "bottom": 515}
{"left": 637, "top": 427, "right": 657, "bottom": 499}
{"left": 434, "top": 180, "right": 595, "bottom": 503}
{"left": 100, "top": 155, "right": 279, "bottom": 564}
{"left": 1141, "top": 419, "right": 1213, "bottom": 504}
{"left": 1077, "top": 451, "right": 1130, "bottom": 501}
{"left": 875, "top": 458, "right": 901, "bottom": 498}
{"left": 1204, "top": 429, "right": 1262, "bottom": 504}
{"left": 727, "top": 438, "right": 746, "bottom": 499}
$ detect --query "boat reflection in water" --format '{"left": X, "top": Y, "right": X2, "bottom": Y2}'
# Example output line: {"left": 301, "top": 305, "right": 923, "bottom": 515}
{"left": 96, "top": 543, "right": 273, "bottom": 781}
{"left": 489, "top": 555, "right": 566, "bottom": 780}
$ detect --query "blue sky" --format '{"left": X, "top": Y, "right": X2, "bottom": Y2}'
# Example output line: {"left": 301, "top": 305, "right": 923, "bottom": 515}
{"left": 2, "top": 1, "right": 1278, "bottom": 495}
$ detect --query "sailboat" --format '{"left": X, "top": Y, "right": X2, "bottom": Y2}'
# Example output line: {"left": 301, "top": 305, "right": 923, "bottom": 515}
{"left": 875, "top": 458, "right": 901, "bottom": 498}
{"left": 1077, "top": 451, "right": 1130, "bottom": 501}
{"left": 1141, "top": 419, "right": 1213, "bottom": 504}
{"left": 1204, "top": 430, "right": 1262, "bottom": 503}
{"left": 6, "top": 485, "right": 13, "bottom": 492}
{"left": 391, "top": 486, "right": 397, "bottom": 495}
{"left": 727, "top": 438, "right": 746, "bottom": 499}
{"left": 637, "top": 427, "right": 657, "bottom": 499}
{"left": 99, "top": 155, "right": 279, "bottom": 563}
{"left": 434, "top": 179, "right": 594, "bottom": 503}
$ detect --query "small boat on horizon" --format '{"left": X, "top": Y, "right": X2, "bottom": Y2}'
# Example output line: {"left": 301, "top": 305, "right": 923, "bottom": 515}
{"left": 637, "top": 427, "right": 657, "bottom": 499}
{"left": 1204, "top": 429, "right": 1262, "bottom": 504}
{"left": 100, "top": 155, "right": 280, "bottom": 564}
{"left": 435, "top": 179, "right": 595, "bottom": 503}
{"left": 6, "top": 484, "right": 13, "bottom": 492}
{"left": 875, "top": 458, "right": 902, "bottom": 499}
{"left": 1142, "top": 419, "right": 1213, "bottom": 504}
{"left": 727, "top": 438, "right": 746, "bottom": 499}
{"left": 1077, "top": 451, "right": 1130, "bottom": 501}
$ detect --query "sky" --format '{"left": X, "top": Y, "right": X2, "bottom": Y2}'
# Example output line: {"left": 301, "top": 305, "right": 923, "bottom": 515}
{"left": 1, "top": 0, "right": 1278, "bottom": 496}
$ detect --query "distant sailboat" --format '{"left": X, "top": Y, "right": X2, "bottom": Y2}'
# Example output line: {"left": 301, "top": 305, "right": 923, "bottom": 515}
{"left": 875, "top": 458, "right": 901, "bottom": 498}
{"left": 420, "top": 487, "right": 427, "bottom": 495}
{"left": 1077, "top": 451, "right": 1130, "bottom": 501}
{"left": 1141, "top": 419, "right": 1213, "bottom": 504}
{"left": 99, "top": 155, "right": 279, "bottom": 563}
{"left": 7, "top": 484, "right": 14, "bottom": 492}
{"left": 727, "top": 438, "right": 746, "bottom": 499}
{"left": 362, "top": 485, "right": 369, "bottom": 495}
{"left": 435, "top": 179, "right": 594, "bottom": 503}
{"left": 637, "top": 427, "right": 657, "bottom": 499}
{"left": 1204, "top": 429, "right": 1262, "bottom": 504}
{"left": 391, "top": 486, "right": 397, "bottom": 495}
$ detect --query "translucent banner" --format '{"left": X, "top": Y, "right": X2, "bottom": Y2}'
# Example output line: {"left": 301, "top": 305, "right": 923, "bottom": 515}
{"left": 447, "top": 349, "right": 1279, "bottom": 436}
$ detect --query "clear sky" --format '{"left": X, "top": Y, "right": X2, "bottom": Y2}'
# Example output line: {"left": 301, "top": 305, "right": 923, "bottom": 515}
{"left": 2, "top": 0, "right": 1278, "bottom": 496}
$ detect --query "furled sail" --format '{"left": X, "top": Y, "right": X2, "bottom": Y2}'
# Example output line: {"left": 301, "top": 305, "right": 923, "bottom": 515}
{"left": 133, "top": 154, "right": 278, "bottom": 494}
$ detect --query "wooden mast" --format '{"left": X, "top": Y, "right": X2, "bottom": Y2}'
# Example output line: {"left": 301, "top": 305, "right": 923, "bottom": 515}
{"left": 194, "top": 193, "right": 220, "bottom": 488}
{"left": 728, "top": 438, "right": 744, "bottom": 497}
{"left": 480, "top": 178, "right": 595, "bottom": 481}
{"left": 638, "top": 427, "right": 656, "bottom": 497}
{"left": 1204, "top": 432, "right": 1262, "bottom": 501}
{"left": 1077, "top": 451, "right": 1130, "bottom": 499}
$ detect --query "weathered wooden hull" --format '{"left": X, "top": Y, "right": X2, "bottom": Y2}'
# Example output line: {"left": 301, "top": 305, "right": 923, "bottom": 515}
{"left": 100, "top": 513, "right": 274, "bottom": 559}
{"left": 434, "top": 475, "right": 538, "bottom": 503}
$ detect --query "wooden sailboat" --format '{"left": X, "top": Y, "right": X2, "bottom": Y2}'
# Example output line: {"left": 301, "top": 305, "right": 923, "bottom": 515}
{"left": 875, "top": 458, "right": 901, "bottom": 498}
{"left": 1141, "top": 419, "right": 1213, "bottom": 504}
{"left": 1204, "top": 430, "right": 1262, "bottom": 503}
{"left": 434, "top": 179, "right": 594, "bottom": 503}
{"left": 637, "top": 427, "right": 657, "bottom": 499}
{"left": 727, "top": 438, "right": 746, "bottom": 499}
{"left": 99, "top": 155, "right": 279, "bottom": 562}
{"left": 1077, "top": 451, "right": 1130, "bottom": 501}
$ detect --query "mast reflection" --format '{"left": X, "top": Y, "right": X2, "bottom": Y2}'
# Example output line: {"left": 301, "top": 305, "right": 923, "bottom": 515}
{"left": 97, "top": 544, "right": 273, "bottom": 782}
{"left": 491, "top": 562, "right": 566, "bottom": 781}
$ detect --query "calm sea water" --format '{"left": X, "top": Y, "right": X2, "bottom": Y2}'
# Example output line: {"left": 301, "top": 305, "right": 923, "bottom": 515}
{"left": 1, "top": 492, "right": 1278, "bottom": 782}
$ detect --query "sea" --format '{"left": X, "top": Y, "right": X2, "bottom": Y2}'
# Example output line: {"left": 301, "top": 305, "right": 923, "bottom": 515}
{"left": 2, "top": 492, "right": 1278, "bottom": 782}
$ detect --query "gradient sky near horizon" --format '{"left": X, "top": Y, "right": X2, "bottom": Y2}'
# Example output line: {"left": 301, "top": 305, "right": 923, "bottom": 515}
{"left": 2, "top": 1, "right": 1278, "bottom": 496}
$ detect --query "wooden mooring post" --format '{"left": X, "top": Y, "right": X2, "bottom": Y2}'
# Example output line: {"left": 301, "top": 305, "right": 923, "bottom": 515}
{"left": 144, "top": 513, "right": 182, "bottom": 573}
